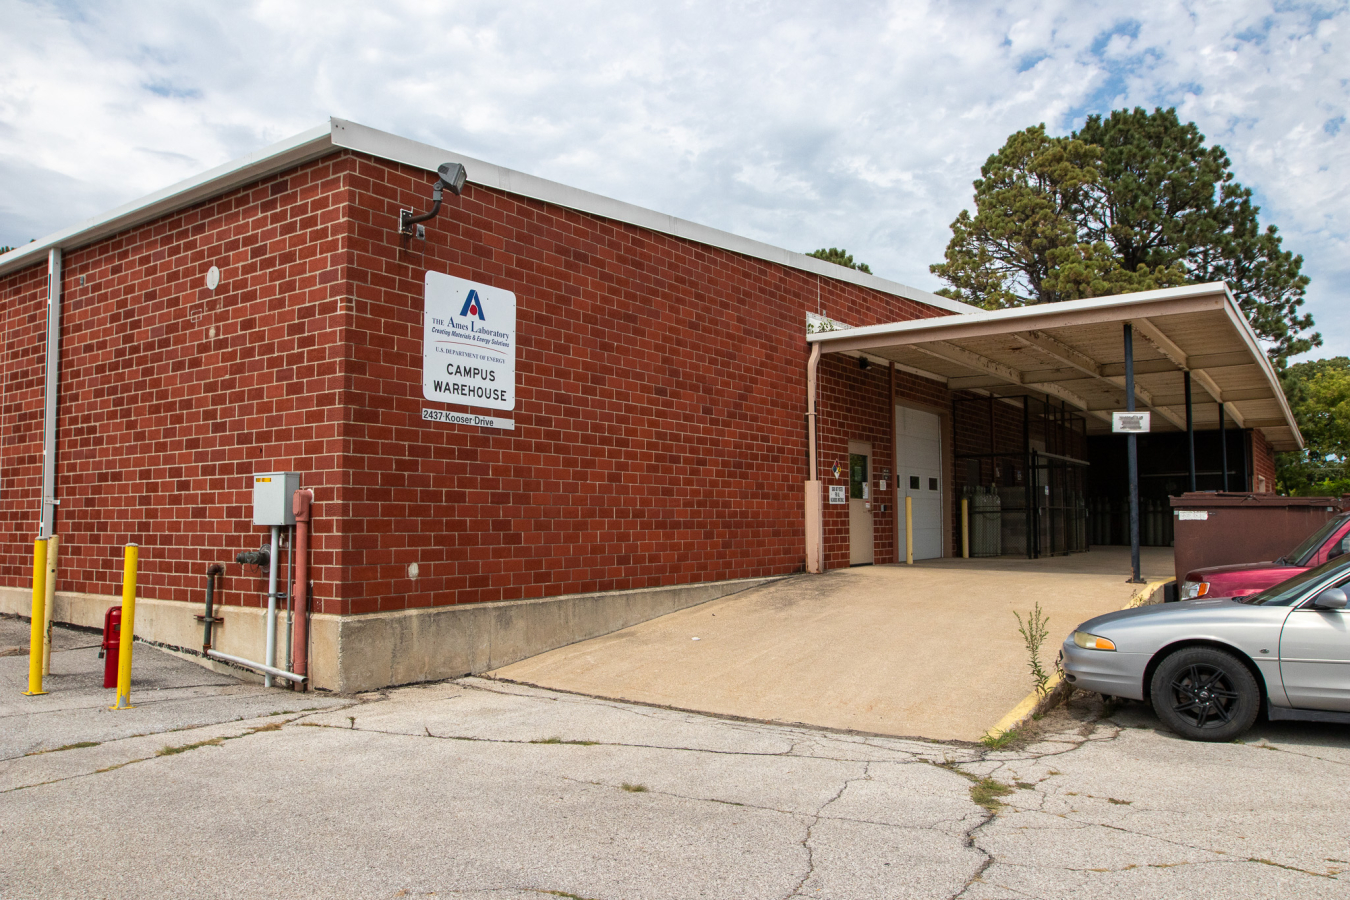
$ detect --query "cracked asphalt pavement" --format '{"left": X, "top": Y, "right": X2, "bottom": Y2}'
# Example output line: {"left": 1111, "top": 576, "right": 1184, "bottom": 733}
{"left": 2, "top": 621, "right": 1349, "bottom": 899}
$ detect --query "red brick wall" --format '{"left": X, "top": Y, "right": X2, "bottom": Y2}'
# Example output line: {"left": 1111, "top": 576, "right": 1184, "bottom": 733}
{"left": 0, "top": 265, "right": 49, "bottom": 583}
{"left": 0, "top": 148, "right": 953, "bottom": 616}
{"left": 817, "top": 355, "right": 896, "bottom": 569}
{"left": 335, "top": 153, "right": 950, "bottom": 611}
{"left": 0, "top": 155, "right": 354, "bottom": 614}
{"left": 1251, "top": 428, "right": 1276, "bottom": 492}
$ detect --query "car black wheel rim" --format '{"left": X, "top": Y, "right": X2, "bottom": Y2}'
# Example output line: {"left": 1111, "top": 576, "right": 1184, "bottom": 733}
{"left": 1169, "top": 664, "right": 1241, "bottom": 729}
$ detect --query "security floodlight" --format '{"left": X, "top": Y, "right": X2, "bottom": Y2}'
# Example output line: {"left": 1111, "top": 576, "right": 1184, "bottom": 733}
{"left": 400, "top": 162, "right": 468, "bottom": 237}
{"left": 437, "top": 162, "right": 467, "bottom": 195}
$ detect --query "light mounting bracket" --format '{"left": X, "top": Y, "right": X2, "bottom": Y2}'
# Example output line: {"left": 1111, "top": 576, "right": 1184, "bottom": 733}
{"left": 399, "top": 162, "right": 467, "bottom": 237}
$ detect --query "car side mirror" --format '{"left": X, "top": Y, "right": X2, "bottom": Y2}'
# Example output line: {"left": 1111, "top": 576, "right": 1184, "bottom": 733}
{"left": 1311, "top": 587, "right": 1349, "bottom": 610}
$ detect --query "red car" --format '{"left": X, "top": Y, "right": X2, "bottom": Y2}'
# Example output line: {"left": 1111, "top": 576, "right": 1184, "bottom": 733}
{"left": 1180, "top": 512, "right": 1350, "bottom": 600}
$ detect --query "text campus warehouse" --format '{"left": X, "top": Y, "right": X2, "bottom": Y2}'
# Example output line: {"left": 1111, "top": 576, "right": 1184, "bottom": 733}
{"left": 0, "top": 119, "right": 1300, "bottom": 693}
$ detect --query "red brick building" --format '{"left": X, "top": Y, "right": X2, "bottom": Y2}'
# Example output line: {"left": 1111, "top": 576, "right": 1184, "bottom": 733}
{"left": 0, "top": 119, "right": 1295, "bottom": 691}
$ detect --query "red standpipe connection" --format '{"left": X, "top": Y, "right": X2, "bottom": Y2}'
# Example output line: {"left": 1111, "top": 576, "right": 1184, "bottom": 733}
{"left": 291, "top": 488, "right": 314, "bottom": 685}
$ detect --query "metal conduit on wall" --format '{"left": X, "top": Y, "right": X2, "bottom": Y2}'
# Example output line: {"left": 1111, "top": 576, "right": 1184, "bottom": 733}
{"left": 40, "top": 248, "right": 62, "bottom": 539}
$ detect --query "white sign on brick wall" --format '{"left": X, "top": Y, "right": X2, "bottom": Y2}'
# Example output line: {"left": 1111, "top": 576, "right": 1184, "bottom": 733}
{"left": 423, "top": 271, "right": 516, "bottom": 411}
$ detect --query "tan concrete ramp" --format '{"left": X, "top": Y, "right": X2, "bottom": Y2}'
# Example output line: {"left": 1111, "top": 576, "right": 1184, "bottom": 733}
{"left": 491, "top": 547, "right": 1173, "bottom": 742}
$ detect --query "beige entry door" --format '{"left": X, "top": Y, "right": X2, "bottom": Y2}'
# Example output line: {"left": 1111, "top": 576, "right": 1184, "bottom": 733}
{"left": 848, "top": 441, "right": 874, "bottom": 565}
{"left": 897, "top": 406, "right": 943, "bottom": 560}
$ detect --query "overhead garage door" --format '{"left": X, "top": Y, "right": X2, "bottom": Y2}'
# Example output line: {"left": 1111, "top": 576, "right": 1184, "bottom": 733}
{"left": 897, "top": 406, "right": 942, "bottom": 560}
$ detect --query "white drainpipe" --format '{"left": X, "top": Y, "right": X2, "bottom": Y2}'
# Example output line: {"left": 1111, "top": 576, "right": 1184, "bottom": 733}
{"left": 264, "top": 524, "right": 280, "bottom": 687}
{"left": 804, "top": 341, "right": 823, "bottom": 573}
{"left": 40, "top": 248, "right": 62, "bottom": 539}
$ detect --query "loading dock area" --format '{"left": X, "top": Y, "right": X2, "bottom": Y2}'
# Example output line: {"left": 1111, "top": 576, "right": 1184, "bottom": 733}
{"left": 492, "top": 546, "right": 1174, "bottom": 742}
{"left": 805, "top": 284, "right": 1301, "bottom": 579}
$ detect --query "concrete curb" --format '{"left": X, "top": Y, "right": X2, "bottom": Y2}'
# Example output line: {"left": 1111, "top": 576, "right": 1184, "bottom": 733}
{"left": 984, "top": 576, "right": 1175, "bottom": 742}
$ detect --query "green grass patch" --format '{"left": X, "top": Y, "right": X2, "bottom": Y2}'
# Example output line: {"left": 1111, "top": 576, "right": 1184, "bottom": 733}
{"left": 979, "top": 727, "right": 1022, "bottom": 750}
{"left": 156, "top": 738, "right": 224, "bottom": 756}
{"left": 27, "top": 741, "right": 101, "bottom": 756}
{"left": 970, "top": 778, "right": 1014, "bottom": 810}
{"left": 620, "top": 782, "right": 648, "bottom": 793}
{"left": 530, "top": 736, "right": 599, "bottom": 746}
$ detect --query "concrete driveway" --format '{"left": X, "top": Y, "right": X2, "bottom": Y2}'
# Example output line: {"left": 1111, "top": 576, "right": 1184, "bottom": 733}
{"left": 492, "top": 547, "right": 1176, "bottom": 742}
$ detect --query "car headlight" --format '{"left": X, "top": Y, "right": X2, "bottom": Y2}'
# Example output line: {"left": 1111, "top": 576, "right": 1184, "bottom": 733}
{"left": 1179, "top": 580, "right": 1209, "bottom": 600}
{"left": 1072, "top": 631, "right": 1117, "bottom": 651}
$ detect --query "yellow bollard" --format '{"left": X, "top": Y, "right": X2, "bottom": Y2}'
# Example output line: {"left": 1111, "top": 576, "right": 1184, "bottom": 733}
{"left": 42, "top": 535, "right": 59, "bottom": 677}
{"left": 905, "top": 496, "right": 914, "bottom": 565}
{"left": 24, "top": 539, "right": 48, "bottom": 695}
{"left": 111, "top": 544, "right": 138, "bottom": 711}
{"left": 961, "top": 498, "right": 970, "bottom": 559}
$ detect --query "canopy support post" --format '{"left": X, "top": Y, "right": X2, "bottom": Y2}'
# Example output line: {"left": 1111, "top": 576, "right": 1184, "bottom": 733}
{"left": 1219, "top": 402, "right": 1229, "bottom": 492}
{"left": 1124, "top": 323, "right": 1143, "bottom": 584}
{"left": 1185, "top": 370, "right": 1196, "bottom": 493}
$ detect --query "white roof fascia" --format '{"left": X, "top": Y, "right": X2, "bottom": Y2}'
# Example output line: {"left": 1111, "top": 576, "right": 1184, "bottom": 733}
{"left": 326, "top": 118, "right": 977, "bottom": 315}
{"left": 2, "top": 117, "right": 978, "bottom": 317}
{"left": 806, "top": 282, "right": 1231, "bottom": 344}
{"left": 1215, "top": 283, "right": 1302, "bottom": 448}
{"left": 0, "top": 123, "right": 335, "bottom": 278}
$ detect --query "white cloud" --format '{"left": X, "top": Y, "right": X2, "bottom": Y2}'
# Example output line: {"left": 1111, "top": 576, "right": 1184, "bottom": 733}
{"left": 1, "top": 0, "right": 1346, "bottom": 356}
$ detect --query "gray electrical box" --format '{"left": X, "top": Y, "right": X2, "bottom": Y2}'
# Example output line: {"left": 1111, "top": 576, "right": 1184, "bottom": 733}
{"left": 252, "top": 472, "right": 299, "bottom": 526}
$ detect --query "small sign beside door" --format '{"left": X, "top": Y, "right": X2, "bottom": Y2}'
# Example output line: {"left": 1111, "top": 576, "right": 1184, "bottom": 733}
{"left": 829, "top": 485, "right": 847, "bottom": 504}
{"left": 1112, "top": 411, "right": 1151, "bottom": 433}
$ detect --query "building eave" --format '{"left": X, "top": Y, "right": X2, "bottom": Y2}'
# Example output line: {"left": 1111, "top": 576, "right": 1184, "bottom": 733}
{"left": 0, "top": 123, "right": 336, "bottom": 277}
{"left": 1, "top": 118, "right": 977, "bottom": 317}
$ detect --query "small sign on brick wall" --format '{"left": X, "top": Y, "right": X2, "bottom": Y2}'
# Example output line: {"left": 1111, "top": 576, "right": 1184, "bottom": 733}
{"left": 421, "top": 409, "right": 515, "bottom": 430}
{"left": 829, "top": 485, "right": 847, "bottom": 504}
{"left": 423, "top": 271, "right": 516, "bottom": 410}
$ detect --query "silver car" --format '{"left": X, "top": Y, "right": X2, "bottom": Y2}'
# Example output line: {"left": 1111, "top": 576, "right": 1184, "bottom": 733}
{"left": 1061, "top": 554, "right": 1350, "bottom": 741}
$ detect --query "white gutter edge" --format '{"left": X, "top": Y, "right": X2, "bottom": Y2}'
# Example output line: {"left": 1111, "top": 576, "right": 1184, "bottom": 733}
{"left": 328, "top": 118, "right": 976, "bottom": 315}
{"left": 0, "top": 123, "right": 336, "bottom": 278}
{"left": 805, "top": 282, "right": 1231, "bottom": 343}
{"left": 2, "top": 118, "right": 977, "bottom": 318}
{"left": 1216, "top": 284, "right": 1303, "bottom": 450}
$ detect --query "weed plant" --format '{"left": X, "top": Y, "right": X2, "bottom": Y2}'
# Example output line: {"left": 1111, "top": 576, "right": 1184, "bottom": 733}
{"left": 1014, "top": 601, "right": 1052, "bottom": 696}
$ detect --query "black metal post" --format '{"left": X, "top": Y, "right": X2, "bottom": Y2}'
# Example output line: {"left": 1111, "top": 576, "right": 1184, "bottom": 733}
{"left": 1184, "top": 370, "right": 1196, "bottom": 492}
{"left": 1124, "top": 323, "right": 1142, "bottom": 583}
{"left": 1241, "top": 430, "right": 1250, "bottom": 492}
{"left": 1023, "top": 397, "right": 1033, "bottom": 559}
{"left": 1219, "top": 403, "right": 1229, "bottom": 491}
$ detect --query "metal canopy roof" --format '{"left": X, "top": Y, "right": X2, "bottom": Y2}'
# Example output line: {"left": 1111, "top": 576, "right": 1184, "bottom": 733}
{"left": 808, "top": 283, "right": 1303, "bottom": 451}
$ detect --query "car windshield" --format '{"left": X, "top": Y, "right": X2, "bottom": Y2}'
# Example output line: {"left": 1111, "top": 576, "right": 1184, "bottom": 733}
{"left": 1283, "top": 515, "right": 1349, "bottom": 566}
{"left": 1241, "top": 553, "right": 1350, "bottom": 606}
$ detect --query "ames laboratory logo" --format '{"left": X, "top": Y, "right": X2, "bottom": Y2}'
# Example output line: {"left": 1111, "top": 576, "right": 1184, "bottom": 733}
{"left": 459, "top": 289, "right": 486, "bottom": 321}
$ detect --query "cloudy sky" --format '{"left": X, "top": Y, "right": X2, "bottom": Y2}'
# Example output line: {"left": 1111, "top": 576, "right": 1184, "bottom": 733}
{"left": 2, "top": 0, "right": 1346, "bottom": 359}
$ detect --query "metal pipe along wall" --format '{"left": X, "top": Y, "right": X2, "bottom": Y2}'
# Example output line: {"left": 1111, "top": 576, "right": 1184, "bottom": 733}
{"left": 40, "top": 249, "right": 62, "bottom": 539}
{"left": 264, "top": 525, "right": 280, "bottom": 687}
{"left": 291, "top": 489, "right": 314, "bottom": 683}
